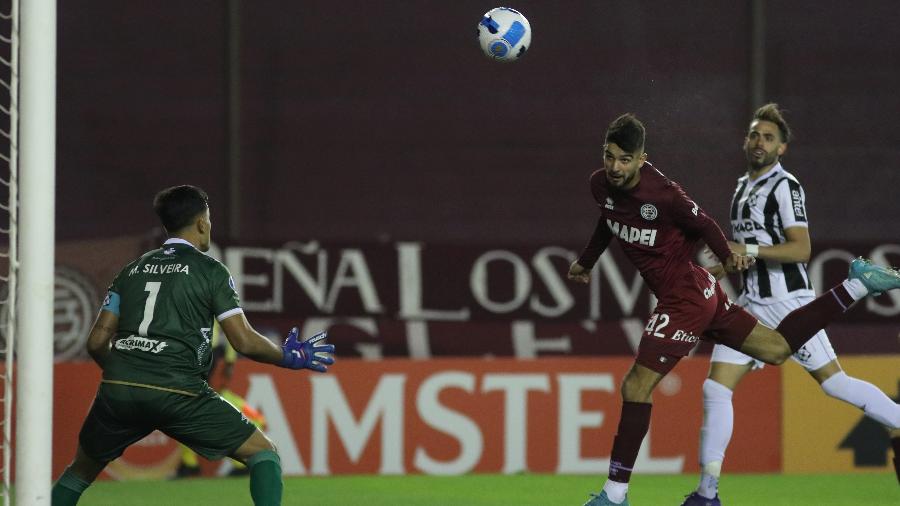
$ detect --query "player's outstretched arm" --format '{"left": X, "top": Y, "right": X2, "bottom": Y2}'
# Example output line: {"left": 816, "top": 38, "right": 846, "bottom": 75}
{"left": 220, "top": 313, "right": 335, "bottom": 372}
{"left": 570, "top": 218, "right": 614, "bottom": 284}
{"left": 220, "top": 313, "right": 283, "bottom": 364}
{"left": 86, "top": 310, "right": 118, "bottom": 368}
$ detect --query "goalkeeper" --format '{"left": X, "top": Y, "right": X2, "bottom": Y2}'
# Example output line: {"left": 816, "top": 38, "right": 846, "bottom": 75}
{"left": 176, "top": 321, "right": 268, "bottom": 478}
{"left": 51, "top": 185, "right": 335, "bottom": 506}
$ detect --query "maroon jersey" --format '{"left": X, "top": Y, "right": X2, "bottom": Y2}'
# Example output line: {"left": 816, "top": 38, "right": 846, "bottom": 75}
{"left": 578, "top": 163, "right": 732, "bottom": 299}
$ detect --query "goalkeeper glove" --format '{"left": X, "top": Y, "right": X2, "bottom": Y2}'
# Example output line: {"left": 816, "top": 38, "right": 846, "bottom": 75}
{"left": 279, "top": 327, "right": 335, "bottom": 372}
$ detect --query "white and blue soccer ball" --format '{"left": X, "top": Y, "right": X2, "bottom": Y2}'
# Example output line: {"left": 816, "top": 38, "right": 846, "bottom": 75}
{"left": 477, "top": 7, "right": 531, "bottom": 62}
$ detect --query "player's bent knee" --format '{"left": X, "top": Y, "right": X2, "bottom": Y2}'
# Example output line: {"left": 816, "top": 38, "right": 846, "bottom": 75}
{"left": 232, "top": 428, "right": 278, "bottom": 464}
{"left": 71, "top": 446, "right": 107, "bottom": 483}
{"left": 703, "top": 378, "right": 734, "bottom": 400}
{"left": 247, "top": 448, "right": 281, "bottom": 470}
{"left": 820, "top": 373, "right": 849, "bottom": 400}
{"left": 256, "top": 432, "right": 277, "bottom": 454}
{"left": 620, "top": 378, "right": 654, "bottom": 403}
{"left": 758, "top": 341, "right": 791, "bottom": 365}
{"left": 767, "top": 352, "right": 788, "bottom": 366}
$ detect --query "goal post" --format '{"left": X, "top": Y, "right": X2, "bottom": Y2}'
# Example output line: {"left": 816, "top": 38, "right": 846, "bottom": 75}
{"left": 16, "top": 0, "right": 56, "bottom": 503}
{"left": 0, "top": 0, "right": 16, "bottom": 504}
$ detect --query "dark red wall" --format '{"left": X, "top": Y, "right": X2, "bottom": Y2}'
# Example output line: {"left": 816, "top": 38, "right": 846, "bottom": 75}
{"left": 56, "top": 1, "right": 900, "bottom": 245}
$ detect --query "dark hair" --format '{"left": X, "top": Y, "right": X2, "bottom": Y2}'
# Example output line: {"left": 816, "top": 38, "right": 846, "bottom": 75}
{"left": 753, "top": 103, "right": 792, "bottom": 143}
{"left": 153, "top": 185, "right": 209, "bottom": 234}
{"left": 605, "top": 113, "right": 646, "bottom": 154}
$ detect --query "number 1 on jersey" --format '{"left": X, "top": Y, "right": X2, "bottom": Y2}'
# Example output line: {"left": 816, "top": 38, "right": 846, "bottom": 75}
{"left": 139, "top": 281, "right": 161, "bottom": 336}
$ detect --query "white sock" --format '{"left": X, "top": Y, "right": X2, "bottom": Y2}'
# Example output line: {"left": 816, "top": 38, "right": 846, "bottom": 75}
{"left": 698, "top": 461, "right": 722, "bottom": 499}
{"left": 842, "top": 278, "right": 869, "bottom": 300}
{"left": 821, "top": 371, "right": 900, "bottom": 428}
{"left": 697, "top": 379, "right": 733, "bottom": 498}
{"left": 602, "top": 480, "right": 629, "bottom": 503}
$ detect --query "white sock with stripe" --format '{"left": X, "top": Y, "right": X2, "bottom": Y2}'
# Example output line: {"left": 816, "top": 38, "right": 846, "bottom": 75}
{"left": 697, "top": 379, "right": 733, "bottom": 498}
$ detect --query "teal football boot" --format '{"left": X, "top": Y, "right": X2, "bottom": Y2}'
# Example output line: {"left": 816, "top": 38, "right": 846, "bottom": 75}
{"left": 849, "top": 257, "right": 900, "bottom": 296}
{"left": 583, "top": 490, "right": 629, "bottom": 506}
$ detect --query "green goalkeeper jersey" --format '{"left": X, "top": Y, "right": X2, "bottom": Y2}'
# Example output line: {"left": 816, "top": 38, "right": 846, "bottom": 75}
{"left": 100, "top": 239, "right": 242, "bottom": 394}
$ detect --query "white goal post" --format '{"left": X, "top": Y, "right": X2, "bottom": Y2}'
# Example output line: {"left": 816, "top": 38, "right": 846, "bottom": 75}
{"left": 0, "top": 0, "right": 16, "bottom": 504}
{"left": 15, "top": 0, "right": 56, "bottom": 504}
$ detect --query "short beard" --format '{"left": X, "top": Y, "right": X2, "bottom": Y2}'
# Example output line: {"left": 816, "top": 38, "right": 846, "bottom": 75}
{"left": 608, "top": 172, "right": 635, "bottom": 189}
{"left": 748, "top": 153, "right": 777, "bottom": 171}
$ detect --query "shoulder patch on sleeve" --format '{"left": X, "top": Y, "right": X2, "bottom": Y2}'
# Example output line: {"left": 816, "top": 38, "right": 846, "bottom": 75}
{"left": 786, "top": 179, "right": 806, "bottom": 221}
{"left": 101, "top": 290, "right": 121, "bottom": 316}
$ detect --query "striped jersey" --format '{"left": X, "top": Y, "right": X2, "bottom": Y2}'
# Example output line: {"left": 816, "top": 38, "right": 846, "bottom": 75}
{"left": 729, "top": 162, "right": 814, "bottom": 303}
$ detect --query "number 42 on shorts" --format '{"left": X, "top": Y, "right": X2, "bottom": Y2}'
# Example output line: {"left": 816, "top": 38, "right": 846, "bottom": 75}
{"left": 644, "top": 313, "right": 670, "bottom": 337}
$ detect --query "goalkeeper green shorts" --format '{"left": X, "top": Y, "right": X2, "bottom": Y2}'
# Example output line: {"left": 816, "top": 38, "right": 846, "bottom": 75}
{"left": 78, "top": 381, "right": 257, "bottom": 463}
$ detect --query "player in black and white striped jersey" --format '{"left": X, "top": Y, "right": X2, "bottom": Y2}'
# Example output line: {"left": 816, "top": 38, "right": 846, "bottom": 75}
{"left": 729, "top": 159, "right": 813, "bottom": 302}
{"left": 683, "top": 104, "right": 900, "bottom": 505}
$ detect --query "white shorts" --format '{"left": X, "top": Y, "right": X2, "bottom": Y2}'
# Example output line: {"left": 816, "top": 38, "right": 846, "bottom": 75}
{"left": 710, "top": 294, "right": 836, "bottom": 372}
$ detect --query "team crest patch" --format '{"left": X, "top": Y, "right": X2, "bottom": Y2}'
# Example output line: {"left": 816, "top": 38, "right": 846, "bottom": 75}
{"left": 605, "top": 197, "right": 615, "bottom": 210}
{"left": 640, "top": 204, "right": 658, "bottom": 221}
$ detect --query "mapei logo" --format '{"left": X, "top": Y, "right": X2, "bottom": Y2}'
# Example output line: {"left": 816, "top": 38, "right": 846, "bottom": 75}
{"left": 640, "top": 204, "right": 658, "bottom": 221}
{"left": 605, "top": 197, "right": 615, "bottom": 210}
{"left": 606, "top": 219, "right": 657, "bottom": 246}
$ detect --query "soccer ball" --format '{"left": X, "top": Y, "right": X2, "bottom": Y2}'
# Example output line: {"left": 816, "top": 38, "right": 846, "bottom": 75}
{"left": 477, "top": 7, "right": 531, "bottom": 62}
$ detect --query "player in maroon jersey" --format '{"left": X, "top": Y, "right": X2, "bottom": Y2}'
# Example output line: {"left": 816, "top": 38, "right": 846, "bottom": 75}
{"left": 568, "top": 114, "right": 900, "bottom": 506}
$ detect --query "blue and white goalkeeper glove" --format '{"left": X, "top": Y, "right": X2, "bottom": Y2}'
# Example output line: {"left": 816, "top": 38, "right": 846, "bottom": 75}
{"left": 279, "top": 327, "right": 335, "bottom": 372}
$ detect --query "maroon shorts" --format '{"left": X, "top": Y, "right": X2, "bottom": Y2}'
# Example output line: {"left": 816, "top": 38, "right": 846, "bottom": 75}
{"left": 636, "top": 269, "right": 758, "bottom": 375}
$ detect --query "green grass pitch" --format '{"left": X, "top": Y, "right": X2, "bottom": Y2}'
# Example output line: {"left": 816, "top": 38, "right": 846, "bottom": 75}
{"left": 78, "top": 473, "right": 899, "bottom": 505}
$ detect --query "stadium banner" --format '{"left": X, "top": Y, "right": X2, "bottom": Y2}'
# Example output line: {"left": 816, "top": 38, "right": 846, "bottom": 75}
{"left": 49, "top": 357, "right": 781, "bottom": 480}
{"left": 782, "top": 355, "right": 900, "bottom": 474}
{"left": 40, "top": 236, "right": 900, "bottom": 360}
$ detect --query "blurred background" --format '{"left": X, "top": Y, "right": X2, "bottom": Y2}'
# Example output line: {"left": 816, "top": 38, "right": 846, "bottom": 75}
{"left": 44, "top": 0, "right": 900, "bottom": 359}
{"left": 56, "top": 0, "right": 900, "bottom": 244}
{"left": 6, "top": 0, "right": 900, "bottom": 490}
